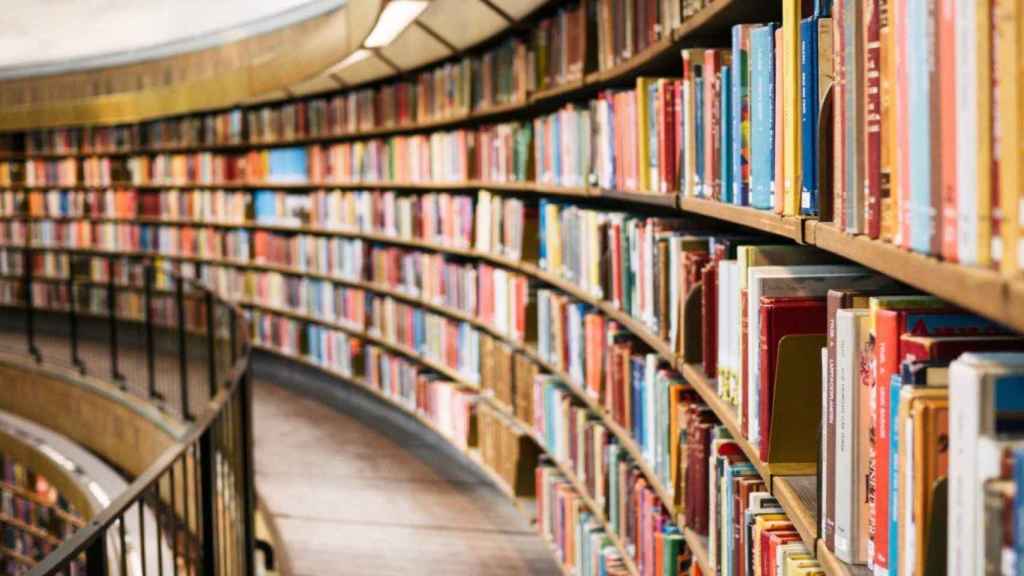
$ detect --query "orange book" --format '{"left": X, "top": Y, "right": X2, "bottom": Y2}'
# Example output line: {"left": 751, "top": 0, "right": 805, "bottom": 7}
{"left": 774, "top": 27, "right": 785, "bottom": 213}
{"left": 938, "top": 0, "right": 958, "bottom": 260}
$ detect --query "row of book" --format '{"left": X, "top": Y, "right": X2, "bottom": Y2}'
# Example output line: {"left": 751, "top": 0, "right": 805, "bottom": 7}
{"left": 1, "top": 452, "right": 83, "bottom": 571}
{"left": 10, "top": 0, "right": 732, "bottom": 159}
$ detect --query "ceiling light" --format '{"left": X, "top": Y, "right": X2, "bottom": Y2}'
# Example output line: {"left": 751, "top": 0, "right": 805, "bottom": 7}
{"left": 330, "top": 48, "right": 372, "bottom": 71}
{"left": 363, "top": 0, "right": 429, "bottom": 48}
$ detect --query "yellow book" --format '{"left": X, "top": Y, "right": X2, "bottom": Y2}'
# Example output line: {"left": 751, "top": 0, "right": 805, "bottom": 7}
{"left": 636, "top": 77, "right": 655, "bottom": 193}
{"left": 682, "top": 49, "right": 705, "bottom": 197}
{"left": 977, "top": 0, "right": 994, "bottom": 266}
{"left": 782, "top": 0, "right": 803, "bottom": 215}
{"left": 782, "top": 553, "right": 815, "bottom": 576}
{"left": 997, "top": 0, "right": 1022, "bottom": 275}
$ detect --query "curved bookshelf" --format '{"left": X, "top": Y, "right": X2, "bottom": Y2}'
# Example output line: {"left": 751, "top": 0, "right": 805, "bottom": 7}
{"left": 7, "top": 0, "right": 780, "bottom": 163}
{"left": 3, "top": 0, "right": 1013, "bottom": 572}
{"left": 0, "top": 238, "right": 679, "bottom": 518}
{"left": 6, "top": 174, "right": 1021, "bottom": 337}
{"left": 254, "top": 343, "right": 640, "bottom": 576}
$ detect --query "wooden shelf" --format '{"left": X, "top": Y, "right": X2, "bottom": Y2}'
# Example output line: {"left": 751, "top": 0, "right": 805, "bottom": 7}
{"left": 677, "top": 195, "right": 807, "bottom": 242}
{"left": 772, "top": 475, "right": 818, "bottom": 551}
{"left": 811, "top": 222, "right": 1024, "bottom": 333}
{"left": 17, "top": 183, "right": 1023, "bottom": 336}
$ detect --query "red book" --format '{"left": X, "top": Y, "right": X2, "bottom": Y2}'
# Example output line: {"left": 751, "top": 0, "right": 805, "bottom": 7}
{"left": 900, "top": 333, "right": 1024, "bottom": 362}
{"left": 761, "top": 529, "right": 799, "bottom": 576}
{"left": 758, "top": 296, "right": 828, "bottom": 460}
{"left": 701, "top": 261, "right": 718, "bottom": 377}
{"left": 864, "top": 0, "right": 882, "bottom": 238}
{"left": 704, "top": 50, "right": 723, "bottom": 199}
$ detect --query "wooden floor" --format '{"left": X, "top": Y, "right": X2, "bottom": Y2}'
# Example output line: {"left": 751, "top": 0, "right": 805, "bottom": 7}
{"left": 251, "top": 353, "right": 562, "bottom": 576}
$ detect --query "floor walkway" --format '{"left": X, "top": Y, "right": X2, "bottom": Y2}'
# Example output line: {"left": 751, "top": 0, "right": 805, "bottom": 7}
{"left": 251, "top": 352, "right": 562, "bottom": 576}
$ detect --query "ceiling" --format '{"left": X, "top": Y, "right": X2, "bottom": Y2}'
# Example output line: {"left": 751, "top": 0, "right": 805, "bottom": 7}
{"left": 0, "top": 0, "right": 347, "bottom": 80}
{"left": 0, "top": 0, "right": 547, "bottom": 129}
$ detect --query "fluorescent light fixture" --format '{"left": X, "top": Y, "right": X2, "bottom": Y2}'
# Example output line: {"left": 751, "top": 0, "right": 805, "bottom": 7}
{"left": 330, "top": 48, "right": 372, "bottom": 71}
{"left": 363, "top": 0, "right": 429, "bottom": 48}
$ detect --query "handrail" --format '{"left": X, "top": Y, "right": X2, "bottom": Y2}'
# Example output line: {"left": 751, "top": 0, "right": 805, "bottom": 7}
{"left": 0, "top": 248, "right": 255, "bottom": 576}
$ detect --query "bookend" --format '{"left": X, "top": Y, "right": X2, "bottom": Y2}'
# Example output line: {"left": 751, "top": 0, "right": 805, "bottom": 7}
{"left": 683, "top": 283, "right": 703, "bottom": 363}
{"left": 924, "top": 476, "right": 947, "bottom": 576}
{"left": 766, "top": 334, "right": 826, "bottom": 475}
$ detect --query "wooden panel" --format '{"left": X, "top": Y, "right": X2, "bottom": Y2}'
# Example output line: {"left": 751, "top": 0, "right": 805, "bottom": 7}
{"left": 0, "top": 361, "right": 181, "bottom": 478}
{"left": 287, "top": 74, "right": 342, "bottom": 97}
{"left": 332, "top": 54, "right": 395, "bottom": 86}
{"left": 416, "top": 0, "right": 506, "bottom": 49}
{"left": 379, "top": 24, "right": 452, "bottom": 71}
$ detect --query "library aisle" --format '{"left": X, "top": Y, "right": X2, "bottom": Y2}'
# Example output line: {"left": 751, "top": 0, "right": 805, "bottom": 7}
{"left": 251, "top": 355, "right": 561, "bottom": 576}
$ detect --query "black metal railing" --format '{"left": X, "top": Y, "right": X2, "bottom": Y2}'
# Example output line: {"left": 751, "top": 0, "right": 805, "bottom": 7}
{"left": 0, "top": 246, "right": 254, "bottom": 576}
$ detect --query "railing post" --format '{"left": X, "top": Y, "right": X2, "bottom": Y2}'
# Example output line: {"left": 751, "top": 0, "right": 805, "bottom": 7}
{"left": 108, "top": 256, "right": 124, "bottom": 385}
{"left": 239, "top": 368, "right": 256, "bottom": 576}
{"left": 24, "top": 247, "right": 40, "bottom": 363}
{"left": 67, "top": 261, "right": 85, "bottom": 375}
{"left": 229, "top": 308, "right": 238, "bottom": 367}
{"left": 206, "top": 291, "right": 218, "bottom": 398}
{"left": 85, "top": 532, "right": 108, "bottom": 576}
{"left": 145, "top": 263, "right": 160, "bottom": 400}
{"left": 178, "top": 275, "right": 191, "bottom": 420}
{"left": 199, "top": 427, "right": 218, "bottom": 576}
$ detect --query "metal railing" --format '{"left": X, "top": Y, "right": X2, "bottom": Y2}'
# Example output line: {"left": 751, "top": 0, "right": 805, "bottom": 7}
{"left": 0, "top": 246, "right": 255, "bottom": 576}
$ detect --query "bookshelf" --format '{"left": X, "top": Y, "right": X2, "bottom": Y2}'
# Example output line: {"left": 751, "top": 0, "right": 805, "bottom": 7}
{"left": 3, "top": 0, "right": 1022, "bottom": 574}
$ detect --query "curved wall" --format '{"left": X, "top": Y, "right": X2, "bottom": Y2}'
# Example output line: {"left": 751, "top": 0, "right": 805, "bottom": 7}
{"left": 0, "top": 360, "right": 183, "bottom": 478}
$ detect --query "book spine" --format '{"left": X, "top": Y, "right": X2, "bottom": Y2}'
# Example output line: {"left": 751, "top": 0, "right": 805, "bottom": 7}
{"left": 722, "top": 65, "right": 734, "bottom": 204}
{"left": 864, "top": 0, "right": 882, "bottom": 238}
{"left": 783, "top": 0, "right": 803, "bottom": 215}
{"left": 956, "top": 0, "right": 981, "bottom": 264}
{"left": 800, "top": 17, "right": 819, "bottom": 216}
{"left": 997, "top": 0, "right": 1022, "bottom": 275}
{"left": 938, "top": 0, "right": 958, "bottom": 260}
{"left": 845, "top": 0, "right": 866, "bottom": 233}
{"left": 775, "top": 27, "right": 785, "bottom": 213}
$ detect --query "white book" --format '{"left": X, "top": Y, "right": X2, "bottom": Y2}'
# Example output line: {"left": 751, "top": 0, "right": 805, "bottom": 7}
{"left": 955, "top": 0, "right": 979, "bottom": 264}
{"left": 474, "top": 190, "right": 492, "bottom": 253}
{"left": 821, "top": 346, "right": 830, "bottom": 539}
{"left": 949, "top": 352, "right": 1024, "bottom": 576}
{"left": 726, "top": 261, "right": 742, "bottom": 405}
{"left": 745, "top": 265, "right": 873, "bottom": 445}
{"left": 833, "top": 308, "right": 869, "bottom": 564}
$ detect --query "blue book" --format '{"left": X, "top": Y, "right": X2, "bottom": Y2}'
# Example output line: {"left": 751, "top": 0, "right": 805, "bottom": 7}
{"left": 632, "top": 357, "right": 645, "bottom": 446}
{"left": 732, "top": 25, "right": 751, "bottom": 206}
{"left": 552, "top": 112, "right": 562, "bottom": 183}
{"left": 1015, "top": 449, "right": 1024, "bottom": 575}
{"left": 268, "top": 147, "right": 308, "bottom": 183}
{"left": 695, "top": 76, "right": 705, "bottom": 197}
{"left": 538, "top": 199, "right": 549, "bottom": 267}
{"left": 253, "top": 190, "right": 277, "bottom": 222}
{"left": 750, "top": 24, "right": 776, "bottom": 210}
{"left": 721, "top": 65, "right": 733, "bottom": 204}
{"left": 907, "top": 0, "right": 933, "bottom": 253}
{"left": 889, "top": 374, "right": 902, "bottom": 576}
{"left": 799, "top": 17, "right": 819, "bottom": 215}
